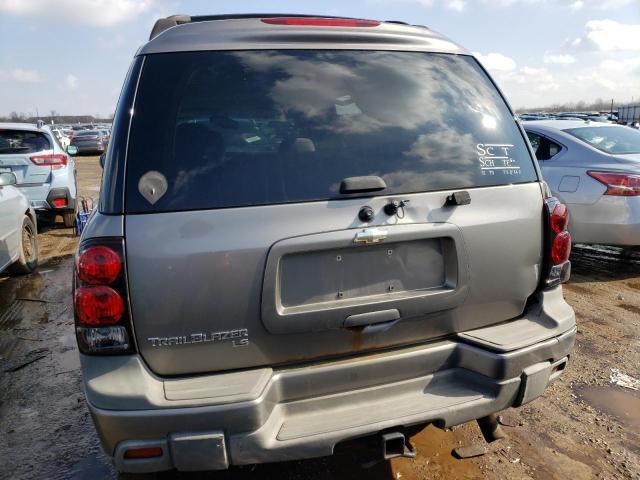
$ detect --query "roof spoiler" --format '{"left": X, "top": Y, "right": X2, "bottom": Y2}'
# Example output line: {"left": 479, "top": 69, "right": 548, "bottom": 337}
{"left": 148, "top": 13, "right": 427, "bottom": 40}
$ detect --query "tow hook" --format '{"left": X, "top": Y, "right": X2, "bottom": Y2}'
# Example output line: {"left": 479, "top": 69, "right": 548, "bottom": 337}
{"left": 381, "top": 432, "right": 417, "bottom": 460}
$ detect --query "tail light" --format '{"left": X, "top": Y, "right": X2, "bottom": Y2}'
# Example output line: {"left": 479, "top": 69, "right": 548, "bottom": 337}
{"left": 51, "top": 198, "right": 68, "bottom": 208}
{"left": 74, "top": 238, "right": 134, "bottom": 354}
{"left": 30, "top": 153, "right": 67, "bottom": 166}
{"left": 587, "top": 171, "right": 640, "bottom": 196}
{"left": 542, "top": 197, "right": 571, "bottom": 288}
{"left": 261, "top": 17, "right": 380, "bottom": 27}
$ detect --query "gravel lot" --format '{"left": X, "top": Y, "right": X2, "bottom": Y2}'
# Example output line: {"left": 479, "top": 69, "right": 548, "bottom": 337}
{"left": 0, "top": 155, "right": 638, "bottom": 479}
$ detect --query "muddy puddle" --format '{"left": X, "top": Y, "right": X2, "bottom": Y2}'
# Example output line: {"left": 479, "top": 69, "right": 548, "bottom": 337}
{"left": 575, "top": 385, "right": 640, "bottom": 431}
{"left": 391, "top": 424, "right": 484, "bottom": 479}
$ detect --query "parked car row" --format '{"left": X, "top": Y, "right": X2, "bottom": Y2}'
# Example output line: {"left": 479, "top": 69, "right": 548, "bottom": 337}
{"left": 49, "top": 123, "right": 112, "bottom": 155}
{"left": 519, "top": 111, "right": 618, "bottom": 123}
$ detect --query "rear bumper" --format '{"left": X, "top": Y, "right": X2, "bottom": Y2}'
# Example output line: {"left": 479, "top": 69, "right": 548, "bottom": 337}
{"left": 83, "top": 287, "right": 575, "bottom": 473}
{"left": 18, "top": 185, "right": 76, "bottom": 212}
{"left": 72, "top": 143, "right": 105, "bottom": 153}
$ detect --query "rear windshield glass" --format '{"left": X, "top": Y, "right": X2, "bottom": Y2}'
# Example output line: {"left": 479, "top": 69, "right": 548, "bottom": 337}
{"left": 126, "top": 50, "right": 537, "bottom": 213}
{"left": 76, "top": 130, "right": 100, "bottom": 137}
{"left": 0, "top": 129, "right": 52, "bottom": 154}
{"left": 565, "top": 126, "right": 640, "bottom": 154}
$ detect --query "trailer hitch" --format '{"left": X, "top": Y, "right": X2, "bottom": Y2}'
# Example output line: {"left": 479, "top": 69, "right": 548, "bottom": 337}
{"left": 381, "top": 432, "right": 417, "bottom": 460}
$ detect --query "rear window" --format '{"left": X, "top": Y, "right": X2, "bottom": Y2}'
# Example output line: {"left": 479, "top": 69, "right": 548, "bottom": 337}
{"left": 565, "top": 126, "right": 640, "bottom": 154}
{"left": 76, "top": 130, "right": 99, "bottom": 137}
{"left": 0, "top": 129, "right": 51, "bottom": 154}
{"left": 126, "top": 50, "right": 537, "bottom": 213}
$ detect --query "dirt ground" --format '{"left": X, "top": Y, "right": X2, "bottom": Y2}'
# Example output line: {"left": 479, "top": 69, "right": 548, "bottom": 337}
{"left": 0, "top": 155, "right": 638, "bottom": 479}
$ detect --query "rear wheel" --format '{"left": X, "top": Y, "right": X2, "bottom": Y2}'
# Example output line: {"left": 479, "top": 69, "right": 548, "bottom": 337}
{"left": 62, "top": 207, "right": 76, "bottom": 228}
{"left": 8, "top": 215, "right": 38, "bottom": 275}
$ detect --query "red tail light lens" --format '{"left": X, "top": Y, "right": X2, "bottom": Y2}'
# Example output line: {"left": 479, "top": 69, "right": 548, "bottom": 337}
{"left": 74, "top": 285, "right": 124, "bottom": 325}
{"left": 29, "top": 153, "right": 68, "bottom": 166}
{"left": 543, "top": 197, "right": 571, "bottom": 288}
{"left": 261, "top": 17, "right": 380, "bottom": 27}
{"left": 51, "top": 198, "right": 68, "bottom": 208}
{"left": 551, "top": 231, "right": 571, "bottom": 264}
{"left": 587, "top": 171, "right": 640, "bottom": 196}
{"left": 76, "top": 246, "right": 122, "bottom": 285}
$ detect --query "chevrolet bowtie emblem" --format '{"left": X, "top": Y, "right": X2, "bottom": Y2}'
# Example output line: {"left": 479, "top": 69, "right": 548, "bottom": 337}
{"left": 354, "top": 228, "right": 388, "bottom": 244}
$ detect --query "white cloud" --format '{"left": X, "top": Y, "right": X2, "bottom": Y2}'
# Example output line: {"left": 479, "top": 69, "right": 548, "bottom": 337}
{"left": 0, "top": 0, "right": 158, "bottom": 26}
{"left": 65, "top": 74, "right": 78, "bottom": 90}
{"left": 446, "top": 0, "right": 466, "bottom": 11}
{"left": 543, "top": 53, "right": 577, "bottom": 64}
{"left": 521, "top": 66, "right": 547, "bottom": 76}
{"left": 570, "top": 0, "right": 584, "bottom": 10}
{"left": 592, "top": 0, "right": 634, "bottom": 7}
{"left": 9, "top": 68, "right": 42, "bottom": 83}
{"left": 600, "top": 57, "right": 640, "bottom": 72}
{"left": 576, "top": 20, "right": 640, "bottom": 52}
{"left": 473, "top": 52, "right": 517, "bottom": 71}
{"left": 489, "top": 59, "right": 638, "bottom": 109}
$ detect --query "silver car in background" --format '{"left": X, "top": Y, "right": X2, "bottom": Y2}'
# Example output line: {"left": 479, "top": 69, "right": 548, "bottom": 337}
{"left": 0, "top": 172, "right": 38, "bottom": 275}
{"left": 0, "top": 122, "right": 78, "bottom": 227}
{"left": 524, "top": 120, "right": 640, "bottom": 250}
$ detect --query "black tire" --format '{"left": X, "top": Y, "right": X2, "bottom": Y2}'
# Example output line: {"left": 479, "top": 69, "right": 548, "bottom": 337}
{"left": 7, "top": 215, "right": 38, "bottom": 275}
{"left": 62, "top": 208, "right": 76, "bottom": 228}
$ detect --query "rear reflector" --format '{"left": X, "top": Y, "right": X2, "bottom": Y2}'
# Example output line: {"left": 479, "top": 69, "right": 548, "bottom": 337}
{"left": 29, "top": 153, "right": 67, "bottom": 166}
{"left": 51, "top": 198, "right": 68, "bottom": 208}
{"left": 261, "top": 17, "right": 380, "bottom": 27}
{"left": 124, "top": 447, "right": 163, "bottom": 459}
{"left": 74, "top": 285, "right": 124, "bottom": 325}
{"left": 587, "top": 171, "right": 640, "bottom": 196}
{"left": 76, "top": 246, "right": 122, "bottom": 285}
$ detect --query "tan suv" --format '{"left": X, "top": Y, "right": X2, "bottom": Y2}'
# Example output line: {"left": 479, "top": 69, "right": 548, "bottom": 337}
{"left": 75, "top": 14, "right": 575, "bottom": 474}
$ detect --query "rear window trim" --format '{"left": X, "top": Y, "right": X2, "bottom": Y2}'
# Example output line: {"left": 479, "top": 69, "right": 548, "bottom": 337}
{"left": 121, "top": 49, "right": 540, "bottom": 214}
{"left": 123, "top": 181, "right": 542, "bottom": 215}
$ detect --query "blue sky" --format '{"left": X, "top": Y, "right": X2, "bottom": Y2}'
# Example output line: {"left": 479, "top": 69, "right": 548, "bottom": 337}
{"left": 0, "top": 0, "right": 638, "bottom": 116}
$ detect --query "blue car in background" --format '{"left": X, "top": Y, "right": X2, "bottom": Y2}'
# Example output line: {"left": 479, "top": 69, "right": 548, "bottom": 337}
{"left": 0, "top": 122, "right": 77, "bottom": 227}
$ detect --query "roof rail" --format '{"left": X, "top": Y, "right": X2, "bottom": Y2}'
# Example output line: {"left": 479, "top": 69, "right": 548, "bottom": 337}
{"left": 148, "top": 13, "right": 373, "bottom": 40}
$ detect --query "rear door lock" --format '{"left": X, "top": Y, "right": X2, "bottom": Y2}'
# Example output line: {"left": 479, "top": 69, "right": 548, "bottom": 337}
{"left": 384, "top": 199, "right": 410, "bottom": 217}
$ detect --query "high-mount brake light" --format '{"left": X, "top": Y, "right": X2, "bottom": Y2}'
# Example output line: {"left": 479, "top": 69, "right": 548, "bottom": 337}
{"left": 542, "top": 197, "right": 571, "bottom": 288}
{"left": 29, "top": 153, "right": 67, "bottom": 166}
{"left": 77, "top": 246, "right": 122, "bottom": 285}
{"left": 261, "top": 17, "right": 380, "bottom": 27}
{"left": 587, "top": 171, "right": 640, "bottom": 197}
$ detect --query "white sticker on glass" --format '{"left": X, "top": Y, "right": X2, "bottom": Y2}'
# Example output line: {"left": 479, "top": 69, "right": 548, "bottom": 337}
{"left": 476, "top": 143, "right": 521, "bottom": 176}
{"left": 138, "top": 170, "right": 168, "bottom": 205}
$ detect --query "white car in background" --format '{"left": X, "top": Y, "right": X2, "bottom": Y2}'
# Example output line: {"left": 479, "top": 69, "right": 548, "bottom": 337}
{"left": 524, "top": 120, "right": 640, "bottom": 252}
{"left": 0, "top": 172, "right": 38, "bottom": 275}
{"left": 52, "top": 129, "right": 71, "bottom": 150}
